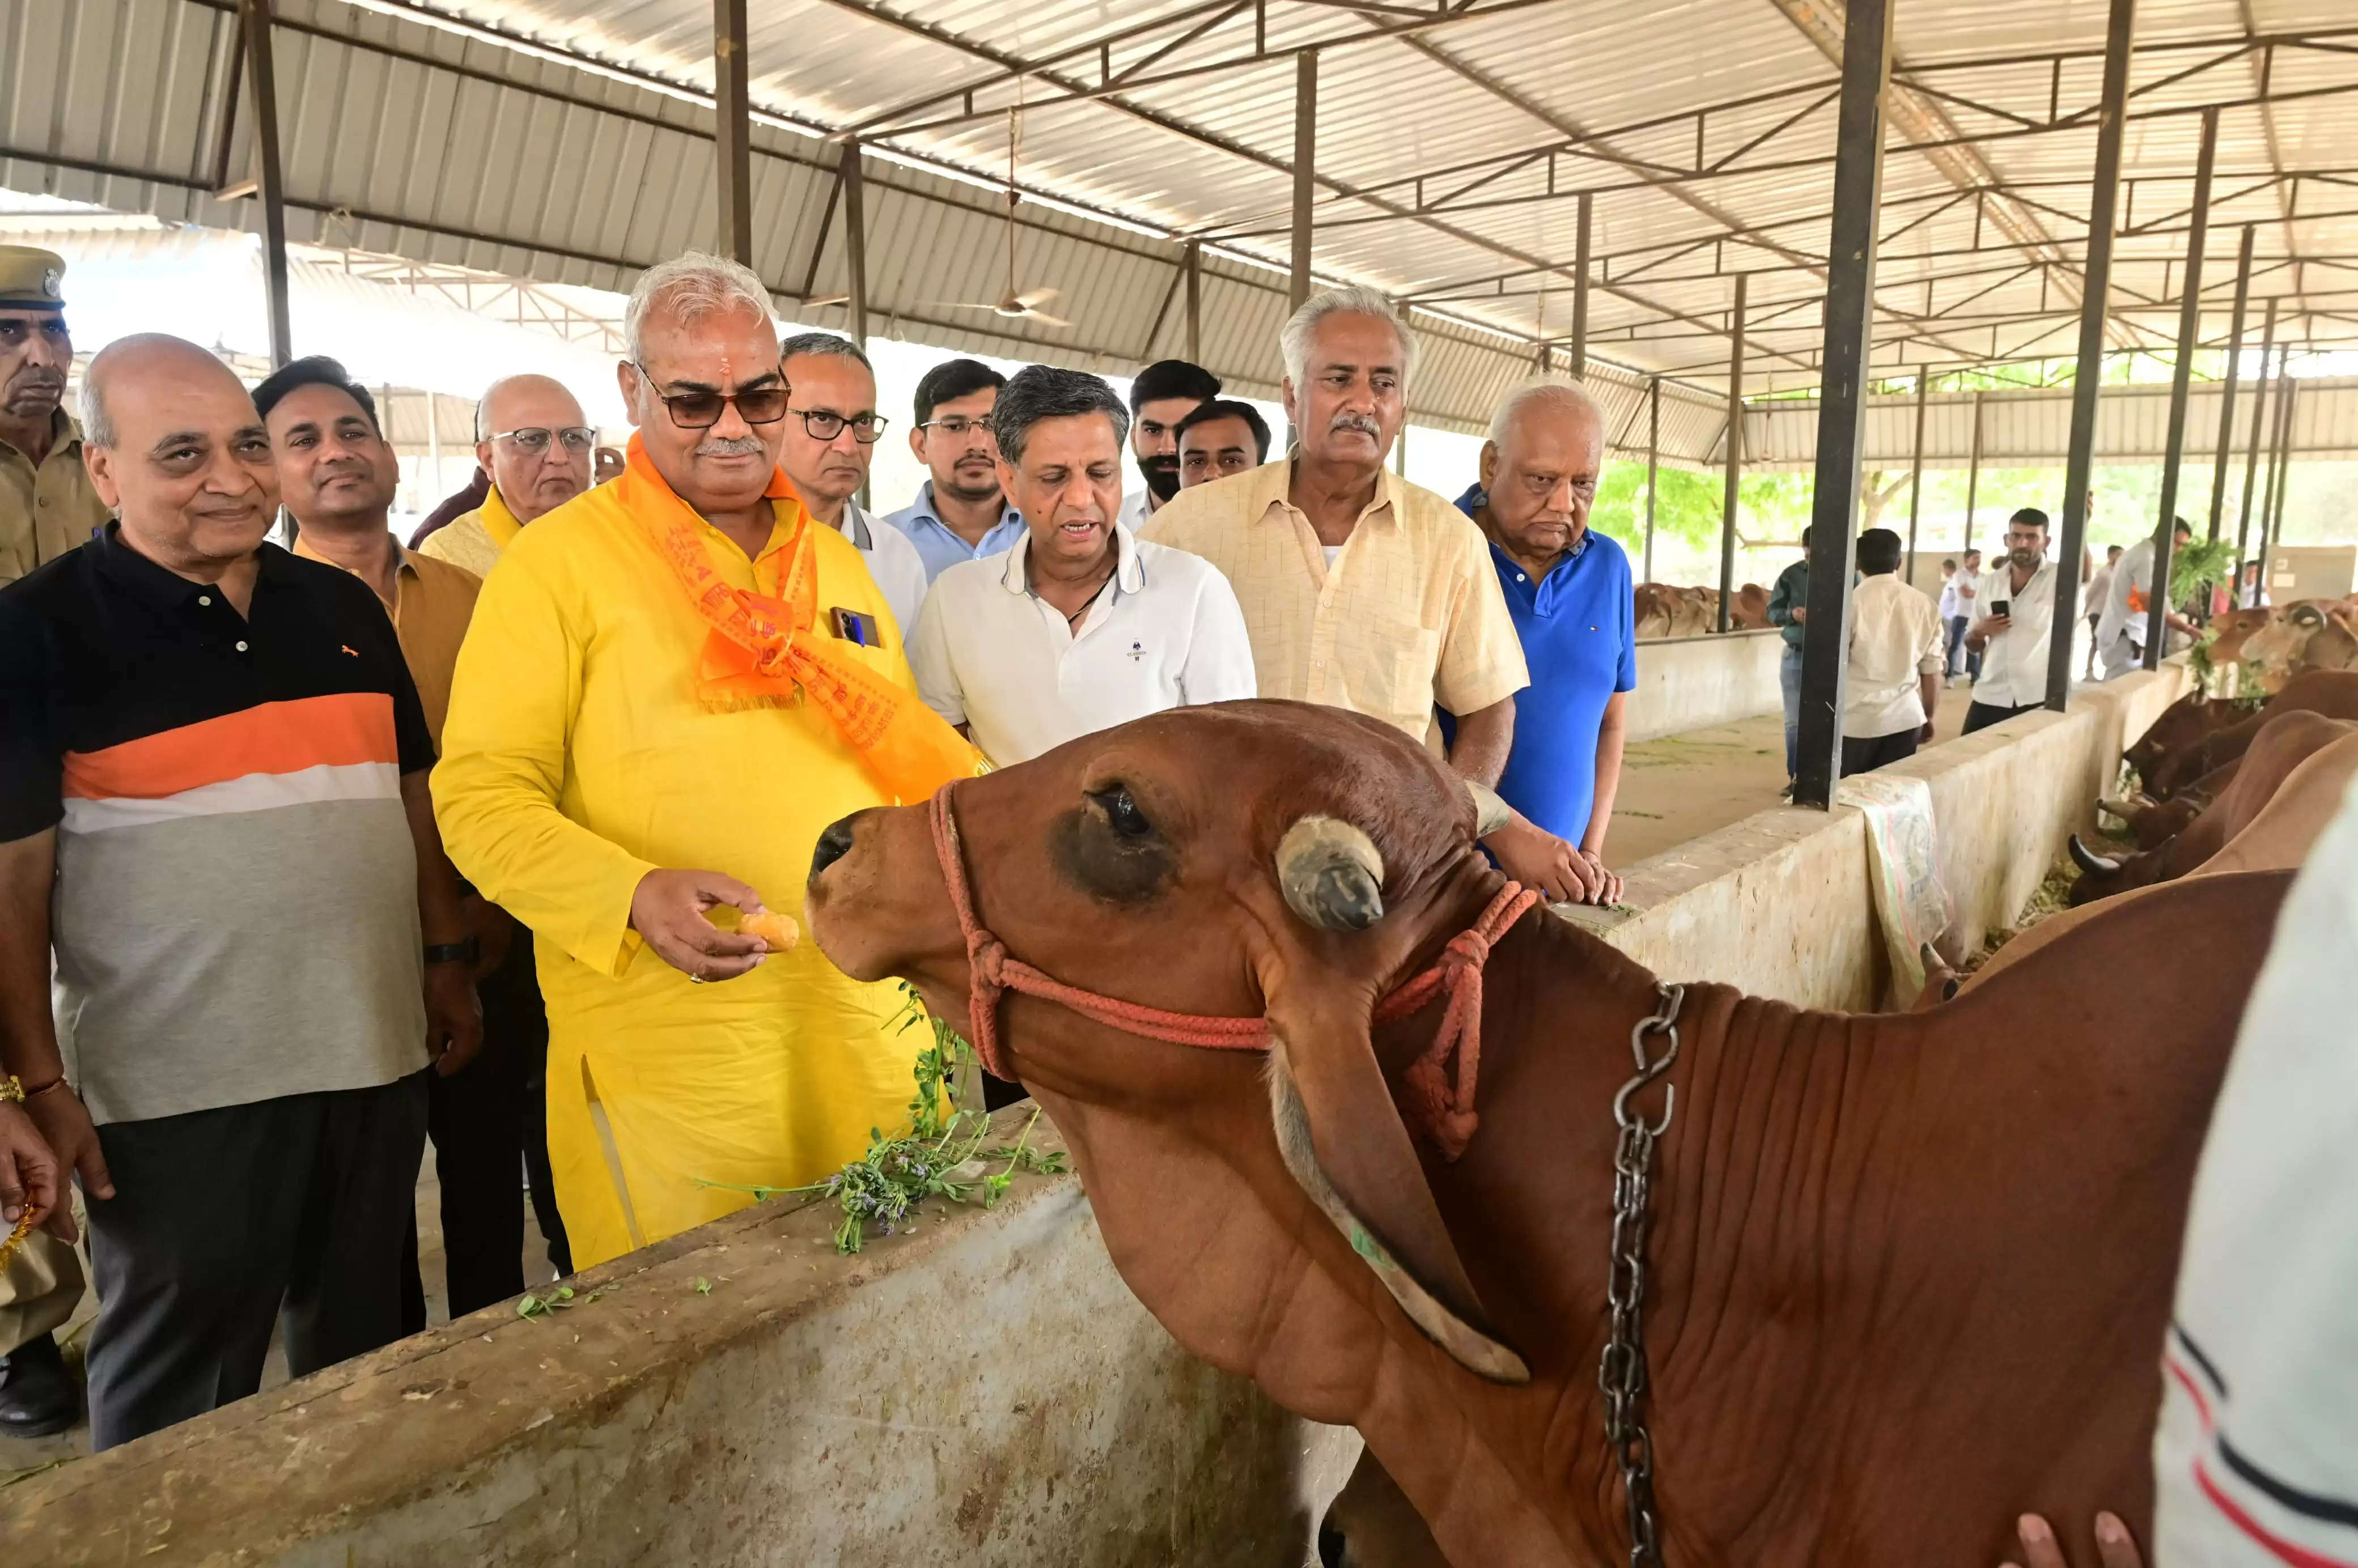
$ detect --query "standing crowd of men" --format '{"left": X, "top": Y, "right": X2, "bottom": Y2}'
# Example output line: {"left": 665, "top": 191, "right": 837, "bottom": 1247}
{"left": 0, "top": 246, "right": 1638, "bottom": 1448}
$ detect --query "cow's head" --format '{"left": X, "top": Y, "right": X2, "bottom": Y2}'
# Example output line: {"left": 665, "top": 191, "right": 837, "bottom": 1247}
{"left": 806, "top": 699, "right": 1528, "bottom": 1384}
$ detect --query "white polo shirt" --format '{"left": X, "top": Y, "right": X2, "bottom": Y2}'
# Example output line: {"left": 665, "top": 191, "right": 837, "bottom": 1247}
{"left": 909, "top": 521, "right": 1257, "bottom": 766}
{"left": 1843, "top": 572, "right": 1946, "bottom": 738}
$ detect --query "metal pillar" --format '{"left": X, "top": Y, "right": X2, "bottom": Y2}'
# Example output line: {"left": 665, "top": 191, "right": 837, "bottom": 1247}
{"left": 1962, "top": 390, "right": 1983, "bottom": 553}
{"left": 1184, "top": 240, "right": 1202, "bottom": 364}
{"left": 2234, "top": 299, "right": 2280, "bottom": 587}
{"left": 1905, "top": 367, "right": 1928, "bottom": 583}
{"left": 2205, "top": 224, "right": 2255, "bottom": 542}
{"left": 1290, "top": 50, "right": 1317, "bottom": 311}
{"left": 1643, "top": 376, "right": 1660, "bottom": 583}
{"left": 2143, "top": 105, "right": 2216, "bottom": 668}
{"left": 1570, "top": 190, "right": 1592, "bottom": 381}
{"left": 1791, "top": 0, "right": 1894, "bottom": 810}
{"left": 839, "top": 137, "right": 869, "bottom": 348}
{"left": 2044, "top": 0, "right": 2138, "bottom": 711}
{"left": 1716, "top": 271, "right": 1746, "bottom": 634}
{"left": 239, "top": 0, "right": 291, "bottom": 368}
{"left": 712, "top": 0, "right": 753, "bottom": 265}
{"left": 2258, "top": 371, "right": 2297, "bottom": 590}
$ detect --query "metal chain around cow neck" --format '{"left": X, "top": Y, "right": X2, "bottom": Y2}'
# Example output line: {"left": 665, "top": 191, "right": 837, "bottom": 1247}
{"left": 1600, "top": 981, "right": 1686, "bottom": 1567}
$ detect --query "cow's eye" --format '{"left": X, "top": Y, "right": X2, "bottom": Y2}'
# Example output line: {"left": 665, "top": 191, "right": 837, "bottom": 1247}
{"left": 1095, "top": 787, "right": 1152, "bottom": 837}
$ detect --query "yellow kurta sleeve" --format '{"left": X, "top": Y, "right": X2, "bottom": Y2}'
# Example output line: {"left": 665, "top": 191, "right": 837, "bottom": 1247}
{"left": 432, "top": 537, "right": 657, "bottom": 979}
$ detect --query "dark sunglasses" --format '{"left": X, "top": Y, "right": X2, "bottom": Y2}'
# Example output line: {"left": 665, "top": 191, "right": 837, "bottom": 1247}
{"left": 627, "top": 363, "right": 789, "bottom": 430}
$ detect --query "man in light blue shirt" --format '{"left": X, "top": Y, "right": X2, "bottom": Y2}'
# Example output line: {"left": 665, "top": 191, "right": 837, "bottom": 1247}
{"left": 883, "top": 358, "right": 1025, "bottom": 582}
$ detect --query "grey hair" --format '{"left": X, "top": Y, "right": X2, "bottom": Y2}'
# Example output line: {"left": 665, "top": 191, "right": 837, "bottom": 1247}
{"left": 1278, "top": 286, "right": 1419, "bottom": 390}
{"left": 779, "top": 330, "right": 872, "bottom": 373}
{"left": 1487, "top": 374, "right": 1604, "bottom": 449}
{"left": 77, "top": 376, "right": 113, "bottom": 448}
{"left": 623, "top": 251, "right": 776, "bottom": 366}
{"left": 989, "top": 364, "right": 1130, "bottom": 468}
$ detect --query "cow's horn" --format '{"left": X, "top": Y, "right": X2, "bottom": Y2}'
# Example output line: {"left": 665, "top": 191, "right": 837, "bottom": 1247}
{"left": 2068, "top": 833, "right": 2122, "bottom": 877}
{"left": 1276, "top": 816, "right": 1385, "bottom": 931}
{"left": 2096, "top": 795, "right": 2140, "bottom": 820}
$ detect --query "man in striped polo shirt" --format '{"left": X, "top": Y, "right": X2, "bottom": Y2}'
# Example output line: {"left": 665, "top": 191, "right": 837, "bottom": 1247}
{"left": 0, "top": 334, "right": 481, "bottom": 1449}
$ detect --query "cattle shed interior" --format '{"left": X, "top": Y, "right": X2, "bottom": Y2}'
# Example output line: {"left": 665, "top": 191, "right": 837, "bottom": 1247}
{"left": 4, "top": 0, "right": 2356, "bottom": 1560}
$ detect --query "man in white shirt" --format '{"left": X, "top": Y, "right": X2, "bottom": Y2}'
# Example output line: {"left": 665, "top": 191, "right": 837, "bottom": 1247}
{"left": 1114, "top": 359, "right": 1220, "bottom": 532}
{"left": 1961, "top": 508, "right": 2059, "bottom": 734}
{"left": 2084, "top": 543, "right": 2122, "bottom": 678}
{"left": 910, "top": 364, "right": 1255, "bottom": 768}
{"left": 1939, "top": 547, "right": 1982, "bottom": 685}
{"left": 2094, "top": 517, "right": 2196, "bottom": 681}
{"left": 776, "top": 332, "right": 930, "bottom": 634}
{"left": 1842, "top": 527, "right": 1946, "bottom": 776}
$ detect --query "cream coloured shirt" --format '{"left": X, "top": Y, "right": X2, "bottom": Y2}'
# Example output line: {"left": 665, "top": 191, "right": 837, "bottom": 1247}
{"left": 1139, "top": 461, "right": 1527, "bottom": 740}
{"left": 1843, "top": 572, "right": 1945, "bottom": 739}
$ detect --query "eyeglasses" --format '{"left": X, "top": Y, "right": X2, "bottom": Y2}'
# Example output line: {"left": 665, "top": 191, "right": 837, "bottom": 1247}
{"left": 626, "top": 363, "right": 790, "bottom": 429}
{"left": 489, "top": 426, "right": 597, "bottom": 455}
{"left": 917, "top": 415, "right": 991, "bottom": 439}
{"left": 791, "top": 406, "right": 890, "bottom": 444}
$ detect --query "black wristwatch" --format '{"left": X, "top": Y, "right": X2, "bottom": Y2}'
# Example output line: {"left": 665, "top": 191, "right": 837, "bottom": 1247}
{"left": 425, "top": 937, "right": 481, "bottom": 966}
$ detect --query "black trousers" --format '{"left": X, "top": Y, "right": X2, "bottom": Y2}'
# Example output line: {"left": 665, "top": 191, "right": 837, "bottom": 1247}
{"left": 82, "top": 1071, "right": 430, "bottom": 1451}
{"left": 401, "top": 927, "right": 571, "bottom": 1331}
{"left": 1840, "top": 728, "right": 1921, "bottom": 777}
{"left": 1962, "top": 699, "right": 2044, "bottom": 736}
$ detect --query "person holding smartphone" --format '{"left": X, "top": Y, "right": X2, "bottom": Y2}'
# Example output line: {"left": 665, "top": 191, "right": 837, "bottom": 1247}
{"left": 1962, "top": 507, "right": 2058, "bottom": 734}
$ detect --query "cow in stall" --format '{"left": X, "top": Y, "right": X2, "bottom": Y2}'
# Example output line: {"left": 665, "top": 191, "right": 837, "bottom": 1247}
{"left": 2070, "top": 711, "right": 2358, "bottom": 903}
{"left": 2141, "top": 668, "right": 2358, "bottom": 799}
{"left": 805, "top": 699, "right": 2287, "bottom": 1568}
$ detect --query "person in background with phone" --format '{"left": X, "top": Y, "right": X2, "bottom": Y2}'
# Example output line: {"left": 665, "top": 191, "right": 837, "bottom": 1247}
{"left": 1962, "top": 507, "right": 2057, "bottom": 734}
{"left": 431, "top": 252, "right": 984, "bottom": 1273}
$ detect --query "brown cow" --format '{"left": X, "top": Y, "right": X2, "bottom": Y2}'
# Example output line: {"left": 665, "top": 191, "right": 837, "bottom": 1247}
{"left": 805, "top": 700, "right": 2285, "bottom": 1567}
{"left": 2070, "top": 710, "right": 2357, "bottom": 903}
{"left": 2119, "top": 690, "right": 2243, "bottom": 789}
{"left": 1729, "top": 582, "right": 1771, "bottom": 630}
{"left": 1632, "top": 583, "right": 1681, "bottom": 641}
{"left": 2144, "top": 668, "right": 2358, "bottom": 798}
{"left": 2243, "top": 598, "right": 2358, "bottom": 685}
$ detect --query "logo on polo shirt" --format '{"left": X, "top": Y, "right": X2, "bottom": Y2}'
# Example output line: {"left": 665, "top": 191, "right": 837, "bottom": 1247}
{"left": 1127, "top": 640, "right": 1144, "bottom": 661}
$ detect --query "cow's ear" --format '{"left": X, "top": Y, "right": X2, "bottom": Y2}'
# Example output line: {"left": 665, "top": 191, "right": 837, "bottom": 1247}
{"left": 1259, "top": 962, "right": 1530, "bottom": 1385}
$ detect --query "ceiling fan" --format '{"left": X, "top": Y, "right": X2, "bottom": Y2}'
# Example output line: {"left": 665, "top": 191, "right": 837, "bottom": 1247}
{"left": 940, "top": 108, "right": 1069, "bottom": 329}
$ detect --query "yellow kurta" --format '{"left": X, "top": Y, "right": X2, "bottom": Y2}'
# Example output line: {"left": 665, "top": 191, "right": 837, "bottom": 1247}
{"left": 432, "top": 477, "right": 921, "bottom": 1268}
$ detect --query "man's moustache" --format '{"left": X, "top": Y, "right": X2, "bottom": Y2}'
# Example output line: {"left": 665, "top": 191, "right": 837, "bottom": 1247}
{"left": 695, "top": 436, "right": 767, "bottom": 457}
{"left": 1329, "top": 414, "right": 1381, "bottom": 437}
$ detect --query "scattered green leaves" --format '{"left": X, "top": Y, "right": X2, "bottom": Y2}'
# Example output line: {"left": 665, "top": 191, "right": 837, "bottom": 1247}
{"left": 698, "top": 983, "right": 1067, "bottom": 1256}
{"left": 516, "top": 1283, "right": 613, "bottom": 1321}
{"left": 693, "top": 1277, "right": 713, "bottom": 1297}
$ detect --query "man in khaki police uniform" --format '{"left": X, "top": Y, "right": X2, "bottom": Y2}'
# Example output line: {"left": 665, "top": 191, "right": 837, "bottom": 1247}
{"left": 0, "top": 245, "right": 100, "bottom": 1439}
{"left": 0, "top": 246, "right": 111, "bottom": 589}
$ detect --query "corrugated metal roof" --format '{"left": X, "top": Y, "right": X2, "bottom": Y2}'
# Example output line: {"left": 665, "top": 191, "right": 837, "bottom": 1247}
{"left": 5, "top": 0, "right": 2355, "bottom": 436}
{"left": 1744, "top": 373, "right": 2358, "bottom": 468}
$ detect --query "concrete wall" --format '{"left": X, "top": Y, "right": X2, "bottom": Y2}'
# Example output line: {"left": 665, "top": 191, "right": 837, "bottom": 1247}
{"left": 1583, "top": 664, "right": 2194, "bottom": 1010}
{"left": 1626, "top": 627, "right": 1786, "bottom": 742}
{"left": 0, "top": 1111, "right": 1360, "bottom": 1568}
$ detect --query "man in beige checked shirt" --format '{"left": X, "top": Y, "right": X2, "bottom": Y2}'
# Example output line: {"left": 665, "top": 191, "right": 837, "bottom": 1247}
{"left": 1142, "top": 286, "right": 1601, "bottom": 903}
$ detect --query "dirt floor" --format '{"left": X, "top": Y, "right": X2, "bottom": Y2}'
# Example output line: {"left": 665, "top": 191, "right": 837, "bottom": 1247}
{"left": 1605, "top": 679, "right": 1982, "bottom": 865}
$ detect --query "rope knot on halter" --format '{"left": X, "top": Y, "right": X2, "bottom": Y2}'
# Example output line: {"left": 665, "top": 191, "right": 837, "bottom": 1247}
{"left": 1381, "top": 883, "right": 1536, "bottom": 1161}
{"left": 927, "top": 783, "right": 1536, "bottom": 1159}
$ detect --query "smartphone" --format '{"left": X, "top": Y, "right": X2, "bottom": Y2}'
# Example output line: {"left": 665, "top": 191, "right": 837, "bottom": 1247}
{"left": 829, "top": 606, "right": 883, "bottom": 647}
{"left": 1991, "top": 600, "right": 2009, "bottom": 618}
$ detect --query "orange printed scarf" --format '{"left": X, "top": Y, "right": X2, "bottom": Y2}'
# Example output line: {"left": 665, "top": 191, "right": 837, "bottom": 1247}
{"left": 620, "top": 435, "right": 985, "bottom": 801}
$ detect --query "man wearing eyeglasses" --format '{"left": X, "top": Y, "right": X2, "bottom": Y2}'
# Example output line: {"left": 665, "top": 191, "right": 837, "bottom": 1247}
{"left": 433, "top": 253, "right": 983, "bottom": 1272}
{"left": 776, "top": 332, "right": 927, "bottom": 632}
{"left": 417, "top": 375, "right": 595, "bottom": 580}
{"left": 884, "top": 358, "right": 1025, "bottom": 584}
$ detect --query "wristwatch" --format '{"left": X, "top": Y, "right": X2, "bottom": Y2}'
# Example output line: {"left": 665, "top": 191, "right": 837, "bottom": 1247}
{"left": 425, "top": 937, "right": 481, "bottom": 966}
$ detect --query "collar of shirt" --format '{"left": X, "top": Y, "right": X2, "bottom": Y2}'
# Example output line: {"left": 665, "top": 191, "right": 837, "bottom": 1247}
{"left": 0, "top": 407, "right": 81, "bottom": 468}
{"left": 836, "top": 500, "right": 875, "bottom": 551}
{"left": 906, "top": 481, "right": 1021, "bottom": 536}
{"left": 1474, "top": 510, "right": 1589, "bottom": 610}
{"left": 479, "top": 483, "right": 526, "bottom": 550}
{"left": 998, "top": 520, "right": 1144, "bottom": 617}
{"left": 292, "top": 530, "right": 423, "bottom": 608}
{"left": 87, "top": 519, "right": 300, "bottom": 613}
{"left": 1251, "top": 460, "right": 1404, "bottom": 549}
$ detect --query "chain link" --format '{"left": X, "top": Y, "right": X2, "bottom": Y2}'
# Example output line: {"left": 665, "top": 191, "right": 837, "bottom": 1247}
{"left": 1600, "top": 981, "right": 1685, "bottom": 1568}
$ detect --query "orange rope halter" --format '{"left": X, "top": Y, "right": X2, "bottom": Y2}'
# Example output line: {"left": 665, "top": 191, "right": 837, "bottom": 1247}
{"left": 927, "top": 783, "right": 1538, "bottom": 1159}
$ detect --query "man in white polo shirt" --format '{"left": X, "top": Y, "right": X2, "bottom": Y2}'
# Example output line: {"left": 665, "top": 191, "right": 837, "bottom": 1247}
{"left": 910, "top": 364, "right": 1255, "bottom": 768}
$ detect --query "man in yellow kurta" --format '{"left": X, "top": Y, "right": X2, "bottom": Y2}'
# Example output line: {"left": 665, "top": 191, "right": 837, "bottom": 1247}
{"left": 433, "top": 254, "right": 980, "bottom": 1268}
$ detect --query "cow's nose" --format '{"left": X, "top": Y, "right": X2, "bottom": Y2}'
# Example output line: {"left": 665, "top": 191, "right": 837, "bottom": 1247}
{"left": 810, "top": 815, "right": 858, "bottom": 880}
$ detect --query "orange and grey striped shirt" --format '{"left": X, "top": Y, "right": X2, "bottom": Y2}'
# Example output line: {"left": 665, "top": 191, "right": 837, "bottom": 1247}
{"left": 0, "top": 524, "right": 434, "bottom": 1124}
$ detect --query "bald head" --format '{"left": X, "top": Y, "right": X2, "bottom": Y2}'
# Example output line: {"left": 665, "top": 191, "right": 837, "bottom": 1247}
{"left": 475, "top": 373, "right": 592, "bottom": 522}
{"left": 80, "top": 333, "right": 278, "bottom": 577}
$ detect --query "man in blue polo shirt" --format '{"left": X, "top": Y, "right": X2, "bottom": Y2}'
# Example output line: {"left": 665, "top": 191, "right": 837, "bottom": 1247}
{"left": 1447, "top": 377, "right": 1635, "bottom": 904}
